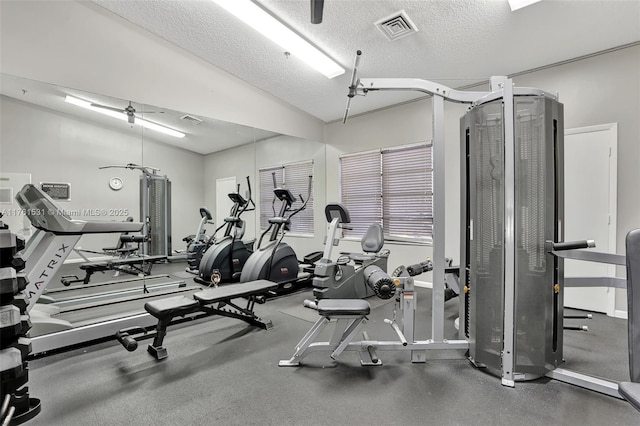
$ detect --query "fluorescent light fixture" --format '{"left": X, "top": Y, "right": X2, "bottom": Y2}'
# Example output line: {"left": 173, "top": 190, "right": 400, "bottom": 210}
{"left": 508, "top": 0, "right": 542, "bottom": 11}
{"left": 213, "top": 0, "right": 345, "bottom": 79}
{"left": 64, "top": 95, "right": 185, "bottom": 138}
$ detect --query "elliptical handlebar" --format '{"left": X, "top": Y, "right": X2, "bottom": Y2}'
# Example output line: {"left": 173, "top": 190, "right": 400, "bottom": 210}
{"left": 287, "top": 175, "right": 312, "bottom": 221}
{"left": 237, "top": 176, "right": 256, "bottom": 216}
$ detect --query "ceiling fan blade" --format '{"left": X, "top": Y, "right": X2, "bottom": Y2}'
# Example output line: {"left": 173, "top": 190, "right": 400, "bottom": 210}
{"left": 311, "top": 0, "right": 324, "bottom": 24}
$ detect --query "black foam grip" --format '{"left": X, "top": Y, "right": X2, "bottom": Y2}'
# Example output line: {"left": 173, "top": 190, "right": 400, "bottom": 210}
{"left": 552, "top": 240, "right": 595, "bottom": 251}
{"left": 406, "top": 260, "right": 433, "bottom": 276}
{"left": 363, "top": 265, "right": 395, "bottom": 299}
{"left": 115, "top": 330, "right": 139, "bottom": 352}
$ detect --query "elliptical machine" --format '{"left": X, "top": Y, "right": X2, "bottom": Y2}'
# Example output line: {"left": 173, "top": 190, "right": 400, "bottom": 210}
{"left": 239, "top": 175, "right": 313, "bottom": 291}
{"left": 184, "top": 207, "right": 215, "bottom": 274}
{"left": 196, "top": 177, "right": 256, "bottom": 285}
{"left": 312, "top": 203, "right": 391, "bottom": 299}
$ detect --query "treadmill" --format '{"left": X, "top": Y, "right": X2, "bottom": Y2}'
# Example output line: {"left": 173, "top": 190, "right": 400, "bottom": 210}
{"left": 15, "top": 184, "right": 202, "bottom": 355}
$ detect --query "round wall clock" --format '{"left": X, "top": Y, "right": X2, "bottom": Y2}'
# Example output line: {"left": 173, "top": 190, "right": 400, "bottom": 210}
{"left": 109, "top": 177, "right": 124, "bottom": 191}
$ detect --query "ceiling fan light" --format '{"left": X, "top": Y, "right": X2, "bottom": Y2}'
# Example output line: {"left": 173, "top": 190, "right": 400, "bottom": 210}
{"left": 212, "top": 0, "right": 344, "bottom": 79}
{"left": 64, "top": 95, "right": 185, "bottom": 138}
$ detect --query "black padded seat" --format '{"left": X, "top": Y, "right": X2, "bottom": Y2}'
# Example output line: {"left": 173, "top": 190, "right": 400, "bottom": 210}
{"left": 361, "top": 223, "right": 383, "bottom": 252}
{"left": 145, "top": 296, "right": 199, "bottom": 319}
{"left": 350, "top": 223, "right": 384, "bottom": 263}
{"left": 317, "top": 299, "right": 370, "bottom": 317}
{"left": 619, "top": 382, "right": 640, "bottom": 411}
{"left": 194, "top": 279, "right": 278, "bottom": 303}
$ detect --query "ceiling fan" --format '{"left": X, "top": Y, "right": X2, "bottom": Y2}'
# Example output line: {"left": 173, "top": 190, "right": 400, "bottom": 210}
{"left": 89, "top": 100, "right": 163, "bottom": 124}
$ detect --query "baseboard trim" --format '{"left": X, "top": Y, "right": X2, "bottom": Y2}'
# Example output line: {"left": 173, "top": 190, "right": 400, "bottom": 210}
{"left": 614, "top": 310, "right": 628, "bottom": 320}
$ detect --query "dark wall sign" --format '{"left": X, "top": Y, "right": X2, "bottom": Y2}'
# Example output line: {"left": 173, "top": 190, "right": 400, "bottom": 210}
{"left": 41, "top": 182, "right": 70, "bottom": 201}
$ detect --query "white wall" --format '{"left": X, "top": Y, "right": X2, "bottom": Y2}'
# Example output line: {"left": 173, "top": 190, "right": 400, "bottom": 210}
{"left": 0, "top": 95, "right": 204, "bottom": 257}
{"left": 326, "top": 44, "right": 640, "bottom": 310}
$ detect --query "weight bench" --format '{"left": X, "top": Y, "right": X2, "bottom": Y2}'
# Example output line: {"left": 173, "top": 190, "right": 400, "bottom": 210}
{"left": 61, "top": 254, "right": 166, "bottom": 286}
{"left": 279, "top": 299, "right": 380, "bottom": 367}
{"left": 116, "top": 279, "right": 279, "bottom": 360}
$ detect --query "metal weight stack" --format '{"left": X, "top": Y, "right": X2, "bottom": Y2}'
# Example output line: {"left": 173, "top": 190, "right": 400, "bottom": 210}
{"left": 460, "top": 90, "right": 565, "bottom": 385}
{"left": 0, "top": 213, "right": 41, "bottom": 424}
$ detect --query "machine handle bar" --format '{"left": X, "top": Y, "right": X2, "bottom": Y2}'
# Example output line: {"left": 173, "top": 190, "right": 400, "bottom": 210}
{"left": 342, "top": 50, "right": 362, "bottom": 124}
{"left": 550, "top": 240, "right": 595, "bottom": 251}
{"left": 384, "top": 319, "right": 408, "bottom": 346}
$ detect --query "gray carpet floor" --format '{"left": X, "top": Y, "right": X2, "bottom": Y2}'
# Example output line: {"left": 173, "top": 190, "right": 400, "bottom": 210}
{"left": 23, "top": 262, "right": 639, "bottom": 425}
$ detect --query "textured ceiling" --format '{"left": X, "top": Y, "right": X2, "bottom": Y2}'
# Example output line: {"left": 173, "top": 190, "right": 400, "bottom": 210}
{"left": 92, "top": 0, "right": 640, "bottom": 122}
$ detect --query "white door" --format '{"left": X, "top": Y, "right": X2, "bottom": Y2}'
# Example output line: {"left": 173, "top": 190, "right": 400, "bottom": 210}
{"left": 564, "top": 123, "right": 617, "bottom": 315}
{"left": 216, "top": 177, "right": 237, "bottom": 233}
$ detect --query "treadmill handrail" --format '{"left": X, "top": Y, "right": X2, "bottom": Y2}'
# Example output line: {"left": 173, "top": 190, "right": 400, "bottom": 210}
{"left": 15, "top": 184, "right": 143, "bottom": 235}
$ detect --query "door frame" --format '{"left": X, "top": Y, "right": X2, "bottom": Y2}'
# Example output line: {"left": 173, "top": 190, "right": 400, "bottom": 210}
{"left": 565, "top": 123, "right": 618, "bottom": 317}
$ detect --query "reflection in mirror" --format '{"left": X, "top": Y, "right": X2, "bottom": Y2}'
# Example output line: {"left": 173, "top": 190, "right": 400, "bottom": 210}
{"left": 0, "top": 73, "right": 291, "bottom": 353}
{"left": 0, "top": 74, "right": 145, "bottom": 251}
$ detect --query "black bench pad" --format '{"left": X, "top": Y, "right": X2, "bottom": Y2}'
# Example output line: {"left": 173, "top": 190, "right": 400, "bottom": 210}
{"left": 619, "top": 382, "right": 640, "bottom": 411}
{"left": 317, "top": 299, "right": 370, "bottom": 316}
{"left": 194, "top": 280, "right": 278, "bottom": 303}
{"left": 145, "top": 295, "right": 199, "bottom": 318}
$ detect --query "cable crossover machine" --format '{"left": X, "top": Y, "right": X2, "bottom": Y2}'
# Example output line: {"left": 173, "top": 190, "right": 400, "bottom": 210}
{"left": 280, "top": 51, "right": 640, "bottom": 408}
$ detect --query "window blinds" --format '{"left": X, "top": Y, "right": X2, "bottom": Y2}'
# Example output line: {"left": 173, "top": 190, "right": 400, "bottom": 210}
{"left": 258, "top": 160, "right": 314, "bottom": 235}
{"left": 340, "top": 143, "right": 432, "bottom": 240}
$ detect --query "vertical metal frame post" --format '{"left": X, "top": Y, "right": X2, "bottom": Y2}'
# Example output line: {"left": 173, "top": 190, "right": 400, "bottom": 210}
{"left": 355, "top": 77, "right": 488, "bottom": 352}
{"left": 140, "top": 171, "right": 149, "bottom": 256}
{"left": 431, "top": 95, "right": 446, "bottom": 342}
{"left": 501, "top": 79, "right": 516, "bottom": 386}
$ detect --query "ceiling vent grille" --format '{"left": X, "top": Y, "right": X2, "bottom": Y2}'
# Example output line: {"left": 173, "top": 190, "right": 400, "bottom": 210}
{"left": 374, "top": 10, "right": 418, "bottom": 42}
{"left": 180, "top": 114, "right": 203, "bottom": 125}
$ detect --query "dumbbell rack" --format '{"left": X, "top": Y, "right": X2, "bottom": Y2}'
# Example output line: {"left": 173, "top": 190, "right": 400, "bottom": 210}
{"left": 0, "top": 214, "right": 40, "bottom": 425}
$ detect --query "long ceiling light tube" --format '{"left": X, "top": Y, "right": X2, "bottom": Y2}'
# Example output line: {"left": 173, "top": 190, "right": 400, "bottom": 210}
{"left": 64, "top": 95, "right": 185, "bottom": 138}
{"left": 508, "top": 0, "right": 542, "bottom": 12}
{"left": 212, "top": 0, "right": 344, "bottom": 79}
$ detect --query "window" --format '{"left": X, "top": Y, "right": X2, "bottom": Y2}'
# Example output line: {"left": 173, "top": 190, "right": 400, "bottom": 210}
{"left": 340, "top": 143, "right": 432, "bottom": 241}
{"left": 258, "top": 160, "right": 314, "bottom": 235}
